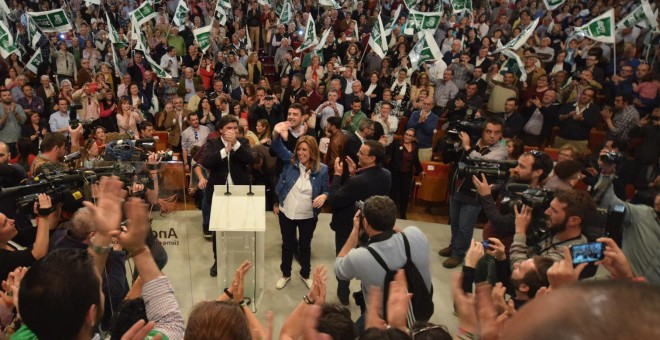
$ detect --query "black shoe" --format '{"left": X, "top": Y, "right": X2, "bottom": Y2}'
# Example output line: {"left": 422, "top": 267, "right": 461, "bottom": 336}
{"left": 210, "top": 261, "right": 217, "bottom": 277}
{"left": 203, "top": 231, "right": 213, "bottom": 240}
{"left": 338, "top": 294, "right": 350, "bottom": 306}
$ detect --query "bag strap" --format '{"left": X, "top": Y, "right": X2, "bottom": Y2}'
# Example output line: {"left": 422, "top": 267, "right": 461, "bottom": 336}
{"left": 367, "top": 246, "right": 390, "bottom": 272}
{"left": 401, "top": 232, "right": 412, "bottom": 261}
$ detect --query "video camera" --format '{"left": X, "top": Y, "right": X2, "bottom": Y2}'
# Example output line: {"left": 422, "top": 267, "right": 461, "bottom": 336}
{"left": 103, "top": 138, "right": 171, "bottom": 162}
{"left": 458, "top": 157, "right": 517, "bottom": 183}
{"left": 599, "top": 151, "right": 623, "bottom": 165}
{"left": 0, "top": 172, "right": 89, "bottom": 215}
{"left": 445, "top": 118, "right": 487, "bottom": 146}
{"left": 69, "top": 118, "right": 94, "bottom": 130}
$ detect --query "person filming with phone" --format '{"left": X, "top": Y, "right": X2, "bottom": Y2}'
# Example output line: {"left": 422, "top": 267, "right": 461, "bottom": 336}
{"left": 510, "top": 190, "right": 595, "bottom": 266}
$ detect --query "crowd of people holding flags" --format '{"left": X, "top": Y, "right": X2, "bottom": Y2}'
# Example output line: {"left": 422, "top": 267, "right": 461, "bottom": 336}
{"left": 0, "top": 0, "right": 659, "bottom": 338}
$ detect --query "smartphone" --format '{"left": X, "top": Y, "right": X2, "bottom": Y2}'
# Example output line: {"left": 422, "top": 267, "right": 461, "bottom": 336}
{"left": 570, "top": 242, "right": 605, "bottom": 265}
{"left": 482, "top": 240, "right": 490, "bottom": 249}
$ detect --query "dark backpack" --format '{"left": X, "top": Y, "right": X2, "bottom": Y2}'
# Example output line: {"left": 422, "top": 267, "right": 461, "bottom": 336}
{"left": 366, "top": 233, "right": 434, "bottom": 323}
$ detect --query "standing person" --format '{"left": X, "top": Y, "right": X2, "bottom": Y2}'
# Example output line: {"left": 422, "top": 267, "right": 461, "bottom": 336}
{"left": 271, "top": 122, "right": 329, "bottom": 290}
{"left": 388, "top": 128, "right": 425, "bottom": 220}
{"left": 326, "top": 140, "right": 392, "bottom": 305}
{"left": 0, "top": 88, "right": 27, "bottom": 156}
{"left": 439, "top": 117, "right": 508, "bottom": 268}
{"left": 21, "top": 111, "right": 49, "bottom": 154}
{"left": 116, "top": 98, "right": 144, "bottom": 138}
{"left": 50, "top": 41, "right": 77, "bottom": 84}
{"left": 199, "top": 115, "right": 254, "bottom": 277}
{"left": 406, "top": 97, "right": 439, "bottom": 162}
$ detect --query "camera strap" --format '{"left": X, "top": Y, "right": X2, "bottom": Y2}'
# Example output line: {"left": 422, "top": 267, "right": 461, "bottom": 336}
{"left": 535, "top": 234, "right": 583, "bottom": 255}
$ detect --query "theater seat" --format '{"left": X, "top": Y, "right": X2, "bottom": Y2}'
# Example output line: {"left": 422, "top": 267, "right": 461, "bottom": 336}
{"left": 588, "top": 129, "right": 606, "bottom": 153}
{"left": 543, "top": 147, "right": 559, "bottom": 161}
{"left": 417, "top": 162, "right": 450, "bottom": 203}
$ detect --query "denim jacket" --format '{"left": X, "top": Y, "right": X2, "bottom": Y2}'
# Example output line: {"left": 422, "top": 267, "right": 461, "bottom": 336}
{"left": 273, "top": 136, "right": 329, "bottom": 217}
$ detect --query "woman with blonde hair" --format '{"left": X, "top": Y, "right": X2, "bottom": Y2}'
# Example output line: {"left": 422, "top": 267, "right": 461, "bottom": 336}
{"left": 305, "top": 55, "right": 325, "bottom": 84}
{"left": 246, "top": 52, "right": 262, "bottom": 84}
{"left": 270, "top": 107, "right": 329, "bottom": 290}
{"left": 410, "top": 72, "right": 435, "bottom": 104}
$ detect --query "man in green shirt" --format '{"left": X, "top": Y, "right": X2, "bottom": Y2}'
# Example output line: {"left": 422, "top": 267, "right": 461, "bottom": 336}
{"left": 341, "top": 98, "right": 367, "bottom": 134}
{"left": 167, "top": 27, "right": 186, "bottom": 58}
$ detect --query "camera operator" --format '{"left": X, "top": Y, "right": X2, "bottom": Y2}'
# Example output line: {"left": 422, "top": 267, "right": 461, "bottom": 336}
{"left": 30, "top": 132, "right": 68, "bottom": 176}
{"left": 584, "top": 139, "right": 633, "bottom": 200}
{"left": 510, "top": 190, "right": 594, "bottom": 267}
{"left": 595, "top": 169, "right": 660, "bottom": 284}
{"left": 0, "top": 194, "right": 59, "bottom": 281}
{"left": 439, "top": 116, "right": 508, "bottom": 268}
{"left": 472, "top": 150, "right": 554, "bottom": 258}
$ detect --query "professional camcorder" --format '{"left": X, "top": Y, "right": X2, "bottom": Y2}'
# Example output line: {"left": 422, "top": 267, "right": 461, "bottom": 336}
{"left": 103, "top": 138, "right": 171, "bottom": 162}
{"left": 457, "top": 157, "right": 517, "bottom": 183}
{"left": 599, "top": 151, "right": 624, "bottom": 165}
{"left": 0, "top": 172, "right": 89, "bottom": 214}
{"left": 445, "top": 118, "right": 487, "bottom": 146}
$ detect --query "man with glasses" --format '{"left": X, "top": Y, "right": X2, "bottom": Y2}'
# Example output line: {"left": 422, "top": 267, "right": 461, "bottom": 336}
{"left": 181, "top": 113, "right": 210, "bottom": 172}
{"left": 406, "top": 97, "right": 439, "bottom": 162}
{"left": 439, "top": 117, "right": 507, "bottom": 268}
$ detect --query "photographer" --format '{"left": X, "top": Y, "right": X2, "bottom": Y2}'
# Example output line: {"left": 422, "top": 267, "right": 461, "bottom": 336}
{"left": 30, "top": 132, "right": 67, "bottom": 176}
{"left": 595, "top": 166, "right": 660, "bottom": 284}
{"left": 439, "top": 116, "right": 508, "bottom": 268}
{"left": 510, "top": 190, "right": 593, "bottom": 267}
{"left": 472, "top": 150, "right": 554, "bottom": 257}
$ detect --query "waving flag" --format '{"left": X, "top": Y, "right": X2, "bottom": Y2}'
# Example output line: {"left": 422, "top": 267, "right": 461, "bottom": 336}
{"left": 26, "top": 16, "right": 42, "bottom": 48}
{"left": 493, "top": 17, "right": 539, "bottom": 54}
{"left": 111, "top": 43, "right": 121, "bottom": 77}
{"left": 384, "top": 5, "right": 402, "bottom": 35}
{"left": 408, "top": 31, "right": 443, "bottom": 69}
{"left": 129, "top": 1, "right": 157, "bottom": 27}
{"left": 26, "top": 49, "right": 43, "bottom": 73}
{"left": 219, "top": 0, "right": 231, "bottom": 9}
{"left": 26, "top": 9, "right": 73, "bottom": 33}
{"left": 368, "top": 15, "right": 388, "bottom": 58}
{"left": 404, "top": 10, "right": 442, "bottom": 35}
{"left": 319, "top": 0, "right": 341, "bottom": 9}
{"left": 145, "top": 53, "right": 172, "bottom": 79}
{"left": 297, "top": 17, "right": 318, "bottom": 52}
{"left": 278, "top": 1, "right": 292, "bottom": 25}
{"left": 215, "top": 3, "right": 228, "bottom": 26}
{"left": 542, "top": 0, "right": 565, "bottom": 11}
{"left": 314, "top": 28, "right": 332, "bottom": 51}
{"left": 572, "top": 9, "right": 615, "bottom": 44}
{"left": 403, "top": 0, "right": 419, "bottom": 10}
{"left": 194, "top": 25, "right": 213, "bottom": 53}
{"left": 616, "top": 0, "right": 657, "bottom": 31}
{"left": 452, "top": 0, "right": 472, "bottom": 14}
{"left": 173, "top": 0, "right": 189, "bottom": 28}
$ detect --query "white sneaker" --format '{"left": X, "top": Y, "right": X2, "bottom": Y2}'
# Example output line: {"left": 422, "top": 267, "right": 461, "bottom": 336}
{"left": 276, "top": 277, "right": 291, "bottom": 290}
{"left": 302, "top": 277, "right": 313, "bottom": 290}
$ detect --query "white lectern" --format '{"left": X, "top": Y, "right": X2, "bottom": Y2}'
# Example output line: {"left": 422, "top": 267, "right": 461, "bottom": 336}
{"left": 210, "top": 185, "right": 265, "bottom": 312}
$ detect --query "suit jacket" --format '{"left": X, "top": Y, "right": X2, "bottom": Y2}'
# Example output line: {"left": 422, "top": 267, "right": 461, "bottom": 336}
{"left": 199, "top": 136, "right": 254, "bottom": 187}
{"left": 387, "top": 140, "right": 422, "bottom": 175}
{"left": 230, "top": 86, "right": 245, "bottom": 102}
{"left": 342, "top": 133, "right": 362, "bottom": 165}
{"left": 327, "top": 165, "right": 392, "bottom": 232}
{"left": 177, "top": 76, "right": 203, "bottom": 99}
{"left": 36, "top": 84, "right": 59, "bottom": 120}
{"left": 158, "top": 109, "right": 190, "bottom": 147}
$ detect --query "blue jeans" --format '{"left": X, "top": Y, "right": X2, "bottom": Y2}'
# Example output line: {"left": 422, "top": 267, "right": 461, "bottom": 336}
{"left": 449, "top": 195, "right": 482, "bottom": 259}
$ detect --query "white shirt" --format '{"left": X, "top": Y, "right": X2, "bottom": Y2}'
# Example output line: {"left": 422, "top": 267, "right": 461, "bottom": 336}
{"left": 220, "top": 137, "right": 241, "bottom": 185}
{"left": 160, "top": 54, "right": 179, "bottom": 78}
{"left": 281, "top": 165, "right": 314, "bottom": 220}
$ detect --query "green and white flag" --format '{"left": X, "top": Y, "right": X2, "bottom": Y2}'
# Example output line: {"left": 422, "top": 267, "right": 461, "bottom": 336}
{"left": 408, "top": 31, "right": 442, "bottom": 69}
{"left": 26, "top": 9, "right": 73, "bottom": 33}
{"left": 493, "top": 17, "right": 539, "bottom": 53}
{"left": 0, "top": 0, "right": 10, "bottom": 15}
{"left": 111, "top": 43, "right": 122, "bottom": 77}
{"left": 368, "top": 14, "right": 388, "bottom": 58}
{"left": 215, "top": 3, "right": 228, "bottom": 26}
{"left": 26, "top": 16, "right": 42, "bottom": 48}
{"left": 319, "top": 0, "right": 341, "bottom": 9}
{"left": 84, "top": 0, "right": 101, "bottom": 6}
{"left": 173, "top": 0, "right": 189, "bottom": 28}
{"left": 542, "top": 0, "right": 565, "bottom": 11}
{"left": 26, "top": 49, "right": 43, "bottom": 73}
{"left": 129, "top": 1, "right": 157, "bottom": 27}
{"left": 384, "top": 5, "right": 402, "bottom": 35}
{"left": 245, "top": 27, "right": 252, "bottom": 51}
{"left": 452, "top": 0, "right": 472, "bottom": 14}
{"left": 403, "top": 0, "right": 419, "bottom": 9}
{"left": 257, "top": 0, "right": 272, "bottom": 7}
{"left": 278, "top": 1, "right": 293, "bottom": 25}
{"left": 106, "top": 12, "right": 122, "bottom": 44}
{"left": 0, "top": 19, "right": 18, "bottom": 58}
{"left": 616, "top": 0, "right": 657, "bottom": 31}
{"left": 193, "top": 25, "right": 213, "bottom": 53}
{"left": 500, "top": 47, "right": 527, "bottom": 82}
{"left": 145, "top": 53, "right": 172, "bottom": 79}
{"left": 297, "top": 16, "right": 318, "bottom": 52}
{"left": 314, "top": 28, "right": 332, "bottom": 51}
{"left": 404, "top": 10, "right": 442, "bottom": 35}
{"left": 572, "top": 9, "right": 615, "bottom": 44}
{"left": 219, "top": 0, "right": 231, "bottom": 9}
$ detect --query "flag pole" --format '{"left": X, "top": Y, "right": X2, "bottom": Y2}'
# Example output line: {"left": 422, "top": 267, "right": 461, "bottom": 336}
{"left": 612, "top": 41, "right": 617, "bottom": 77}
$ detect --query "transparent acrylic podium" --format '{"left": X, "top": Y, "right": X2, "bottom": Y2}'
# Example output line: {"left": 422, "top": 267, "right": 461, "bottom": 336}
{"left": 209, "top": 185, "right": 265, "bottom": 312}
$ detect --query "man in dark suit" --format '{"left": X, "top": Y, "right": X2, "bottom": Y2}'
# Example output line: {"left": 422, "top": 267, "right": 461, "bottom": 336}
{"left": 327, "top": 139, "right": 392, "bottom": 305}
{"left": 501, "top": 97, "right": 524, "bottom": 139}
{"left": 281, "top": 74, "right": 306, "bottom": 112}
{"left": 230, "top": 75, "right": 249, "bottom": 101}
{"left": 199, "top": 115, "right": 254, "bottom": 277}
{"left": 343, "top": 119, "right": 375, "bottom": 167}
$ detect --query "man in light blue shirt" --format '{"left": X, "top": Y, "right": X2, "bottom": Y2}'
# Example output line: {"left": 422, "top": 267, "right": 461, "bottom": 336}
{"left": 49, "top": 99, "right": 71, "bottom": 137}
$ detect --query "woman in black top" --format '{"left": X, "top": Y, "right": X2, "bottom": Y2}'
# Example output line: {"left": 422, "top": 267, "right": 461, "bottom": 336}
{"left": 387, "top": 128, "right": 424, "bottom": 220}
{"left": 21, "top": 111, "right": 49, "bottom": 153}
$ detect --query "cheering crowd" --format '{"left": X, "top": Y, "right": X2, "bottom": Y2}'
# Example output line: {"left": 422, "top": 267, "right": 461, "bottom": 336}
{"left": 0, "top": 0, "right": 659, "bottom": 338}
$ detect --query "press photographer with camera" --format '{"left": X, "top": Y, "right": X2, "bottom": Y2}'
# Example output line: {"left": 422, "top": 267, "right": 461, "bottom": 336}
{"left": 472, "top": 150, "right": 554, "bottom": 258}
{"left": 510, "top": 190, "right": 594, "bottom": 268}
{"left": 439, "top": 116, "right": 508, "bottom": 268}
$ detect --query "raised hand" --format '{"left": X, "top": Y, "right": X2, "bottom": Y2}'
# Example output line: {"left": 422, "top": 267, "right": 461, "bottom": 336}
{"left": 116, "top": 197, "right": 151, "bottom": 254}
{"left": 83, "top": 176, "right": 127, "bottom": 237}
{"left": 387, "top": 270, "right": 412, "bottom": 331}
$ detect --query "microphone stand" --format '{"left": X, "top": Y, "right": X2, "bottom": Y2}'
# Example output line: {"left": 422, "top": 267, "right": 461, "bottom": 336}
{"left": 224, "top": 146, "right": 232, "bottom": 196}
{"left": 247, "top": 165, "right": 254, "bottom": 196}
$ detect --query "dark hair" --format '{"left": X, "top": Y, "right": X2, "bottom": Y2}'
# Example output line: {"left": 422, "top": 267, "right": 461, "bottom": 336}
{"left": 109, "top": 298, "right": 147, "bottom": 340}
{"left": 616, "top": 92, "right": 633, "bottom": 105}
{"left": 527, "top": 151, "right": 554, "bottom": 182}
{"left": 184, "top": 301, "right": 250, "bottom": 340}
{"left": 326, "top": 116, "right": 341, "bottom": 129}
{"left": 506, "top": 97, "right": 518, "bottom": 105}
{"left": 363, "top": 195, "right": 397, "bottom": 231}
{"left": 411, "top": 322, "right": 452, "bottom": 340}
{"left": 139, "top": 121, "right": 153, "bottom": 132}
{"left": 217, "top": 114, "right": 239, "bottom": 130}
{"left": 554, "top": 190, "right": 596, "bottom": 224}
{"left": 41, "top": 132, "right": 67, "bottom": 152}
{"left": 361, "top": 327, "right": 411, "bottom": 339}
{"left": 364, "top": 139, "right": 385, "bottom": 164}
{"left": 485, "top": 116, "right": 504, "bottom": 128}
{"left": 187, "top": 112, "right": 199, "bottom": 121}
{"left": 316, "top": 304, "right": 358, "bottom": 339}
{"left": 288, "top": 103, "right": 305, "bottom": 115}
{"left": 16, "top": 137, "right": 36, "bottom": 163}
{"left": 508, "top": 138, "right": 524, "bottom": 159}
{"left": 380, "top": 101, "right": 393, "bottom": 109}
{"left": 19, "top": 249, "right": 101, "bottom": 340}
{"left": 553, "top": 160, "right": 583, "bottom": 181}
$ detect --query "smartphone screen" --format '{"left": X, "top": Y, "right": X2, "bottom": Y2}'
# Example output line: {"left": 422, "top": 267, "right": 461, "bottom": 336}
{"left": 570, "top": 242, "right": 605, "bottom": 265}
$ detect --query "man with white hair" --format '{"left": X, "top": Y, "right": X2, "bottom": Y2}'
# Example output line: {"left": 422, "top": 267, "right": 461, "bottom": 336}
{"left": 275, "top": 38, "right": 294, "bottom": 73}
{"left": 36, "top": 75, "right": 58, "bottom": 119}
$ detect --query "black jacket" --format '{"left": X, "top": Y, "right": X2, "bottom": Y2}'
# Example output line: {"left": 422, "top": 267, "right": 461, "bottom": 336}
{"left": 200, "top": 136, "right": 254, "bottom": 187}
{"left": 387, "top": 140, "right": 422, "bottom": 175}
{"left": 327, "top": 165, "right": 392, "bottom": 232}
